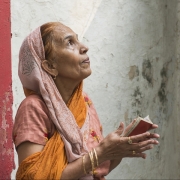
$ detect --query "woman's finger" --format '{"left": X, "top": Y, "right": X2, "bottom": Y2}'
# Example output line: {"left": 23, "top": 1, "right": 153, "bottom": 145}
{"left": 125, "top": 135, "right": 159, "bottom": 149}
{"left": 127, "top": 139, "right": 155, "bottom": 152}
{"left": 126, "top": 152, "right": 147, "bottom": 159}
{"left": 150, "top": 124, "right": 158, "bottom": 129}
{"left": 128, "top": 131, "right": 160, "bottom": 143}
{"left": 116, "top": 122, "right": 125, "bottom": 135}
{"left": 126, "top": 145, "right": 152, "bottom": 158}
{"left": 138, "top": 145, "right": 154, "bottom": 153}
{"left": 149, "top": 133, "right": 160, "bottom": 139}
{"left": 134, "top": 133, "right": 159, "bottom": 143}
{"left": 126, "top": 132, "right": 151, "bottom": 144}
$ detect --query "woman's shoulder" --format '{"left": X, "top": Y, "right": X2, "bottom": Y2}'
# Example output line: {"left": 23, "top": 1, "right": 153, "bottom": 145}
{"left": 15, "top": 94, "right": 51, "bottom": 126}
{"left": 13, "top": 94, "right": 55, "bottom": 148}
{"left": 18, "top": 94, "right": 48, "bottom": 112}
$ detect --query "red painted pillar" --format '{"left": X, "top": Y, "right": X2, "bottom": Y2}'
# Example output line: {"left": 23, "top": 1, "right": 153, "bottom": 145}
{"left": 0, "top": 0, "right": 14, "bottom": 179}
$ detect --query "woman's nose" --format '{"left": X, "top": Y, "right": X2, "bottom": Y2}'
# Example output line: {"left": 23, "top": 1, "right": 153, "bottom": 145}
{"left": 80, "top": 43, "right": 89, "bottom": 54}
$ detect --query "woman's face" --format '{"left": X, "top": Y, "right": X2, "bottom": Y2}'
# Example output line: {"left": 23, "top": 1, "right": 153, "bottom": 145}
{"left": 50, "top": 24, "right": 91, "bottom": 83}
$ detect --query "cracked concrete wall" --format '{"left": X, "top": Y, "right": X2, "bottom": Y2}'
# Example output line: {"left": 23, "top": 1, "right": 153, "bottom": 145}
{"left": 11, "top": 0, "right": 180, "bottom": 179}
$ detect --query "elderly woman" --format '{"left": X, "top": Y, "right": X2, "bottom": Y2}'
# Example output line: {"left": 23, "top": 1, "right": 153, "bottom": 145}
{"left": 13, "top": 22, "right": 159, "bottom": 180}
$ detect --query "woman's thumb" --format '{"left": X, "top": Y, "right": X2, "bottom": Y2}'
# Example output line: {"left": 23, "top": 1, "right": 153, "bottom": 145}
{"left": 117, "top": 122, "right": 124, "bottom": 135}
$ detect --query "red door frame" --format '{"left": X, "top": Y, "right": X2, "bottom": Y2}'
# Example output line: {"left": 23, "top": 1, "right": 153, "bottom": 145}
{"left": 0, "top": 0, "right": 14, "bottom": 179}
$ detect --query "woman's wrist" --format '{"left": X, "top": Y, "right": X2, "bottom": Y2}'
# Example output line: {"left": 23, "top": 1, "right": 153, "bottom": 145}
{"left": 84, "top": 148, "right": 102, "bottom": 175}
{"left": 83, "top": 153, "right": 93, "bottom": 174}
{"left": 94, "top": 145, "right": 106, "bottom": 164}
{"left": 61, "top": 153, "right": 93, "bottom": 179}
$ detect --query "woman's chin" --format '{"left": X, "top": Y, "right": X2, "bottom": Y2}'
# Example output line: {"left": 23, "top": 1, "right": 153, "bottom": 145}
{"left": 83, "top": 69, "right": 92, "bottom": 79}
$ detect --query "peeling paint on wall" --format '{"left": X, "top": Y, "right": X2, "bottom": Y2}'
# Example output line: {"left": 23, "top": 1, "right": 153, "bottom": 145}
{"left": 0, "top": 0, "right": 14, "bottom": 179}
{"left": 132, "top": 87, "right": 142, "bottom": 106}
{"left": 158, "top": 61, "right": 170, "bottom": 105}
{"left": 128, "top": 65, "right": 139, "bottom": 80}
{"left": 0, "top": 89, "right": 14, "bottom": 179}
{"left": 142, "top": 59, "right": 153, "bottom": 87}
{"left": 131, "top": 86, "right": 143, "bottom": 117}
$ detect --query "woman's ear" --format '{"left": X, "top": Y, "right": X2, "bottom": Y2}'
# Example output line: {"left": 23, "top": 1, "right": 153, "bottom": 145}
{"left": 41, "top": 60, "right": 58, "bottom": 77}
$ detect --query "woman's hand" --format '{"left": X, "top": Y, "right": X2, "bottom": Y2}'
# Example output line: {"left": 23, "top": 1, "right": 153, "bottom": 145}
{"left": 96, "top": 122, "right": 159, "bottom": 164}
{"left": 132, "top": 123, "right": 159, "bottom": 143}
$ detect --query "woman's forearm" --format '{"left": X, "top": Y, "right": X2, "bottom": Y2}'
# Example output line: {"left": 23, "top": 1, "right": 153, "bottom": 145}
{"left": 61, "top": 146, "right": 121, "bottom": 179}
{"left": 61, "top": 147, "right": 107, "bottom": 179}
{"left": 61, "top": 153, "right": 93, "bottom": 180}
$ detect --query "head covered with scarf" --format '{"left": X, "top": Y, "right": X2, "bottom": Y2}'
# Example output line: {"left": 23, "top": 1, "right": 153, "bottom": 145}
{"left": 18, "top": 22, "right": 90, "bottom": 162}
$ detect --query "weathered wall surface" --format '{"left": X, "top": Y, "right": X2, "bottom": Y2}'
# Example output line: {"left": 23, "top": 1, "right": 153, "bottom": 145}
{"left": 0, "top": 0, "right": 14, "bottom": 179}
{"left": 83, "top": 0, "right": 180, "bottom": 179}
{"left": 11, "top": 0, "right": 180, "bottom": 179}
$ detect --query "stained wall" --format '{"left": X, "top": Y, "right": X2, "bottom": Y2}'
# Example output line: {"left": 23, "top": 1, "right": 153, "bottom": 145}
{"left": 0, "top": 0, "right": 14, "bottom": 179}
{"left": 11, "top": 0, "right": 180, "bottom": 179}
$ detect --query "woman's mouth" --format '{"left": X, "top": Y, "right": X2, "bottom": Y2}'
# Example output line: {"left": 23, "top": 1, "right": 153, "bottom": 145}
{"left": 82, "top": 58, "right": 90, "bottom": 63}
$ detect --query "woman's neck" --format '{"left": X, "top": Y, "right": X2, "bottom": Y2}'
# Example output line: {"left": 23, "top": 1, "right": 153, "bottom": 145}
{"left": 54, "top": 79, "right": 80, "bottom": 104}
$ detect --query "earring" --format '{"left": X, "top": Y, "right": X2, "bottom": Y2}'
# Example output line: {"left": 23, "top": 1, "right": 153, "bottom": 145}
{"left": 53, "top": 75, "right": 56, "bottom": 80}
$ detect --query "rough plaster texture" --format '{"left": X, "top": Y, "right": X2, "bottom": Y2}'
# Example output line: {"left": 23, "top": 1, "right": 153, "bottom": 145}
{"left": 11, "top": 0, "right": 180, "bottom": 179}
{"left": 83, "top": 1, "right": 180, "bottom": 179}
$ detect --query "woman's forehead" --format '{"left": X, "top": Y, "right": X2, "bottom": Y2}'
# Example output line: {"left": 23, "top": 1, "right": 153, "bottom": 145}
{"left": 53, "top": 24, "right": 75, "bottom": 41}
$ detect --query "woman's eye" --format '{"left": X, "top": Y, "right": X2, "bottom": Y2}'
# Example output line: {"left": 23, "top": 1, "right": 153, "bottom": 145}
{"left": 67, "top": 40, "right": 72, "bottom": 46}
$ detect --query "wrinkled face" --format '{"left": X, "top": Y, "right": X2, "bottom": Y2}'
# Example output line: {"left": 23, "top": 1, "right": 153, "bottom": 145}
{"left": 50, "top": 24, "right": 91, "bottom": 82}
